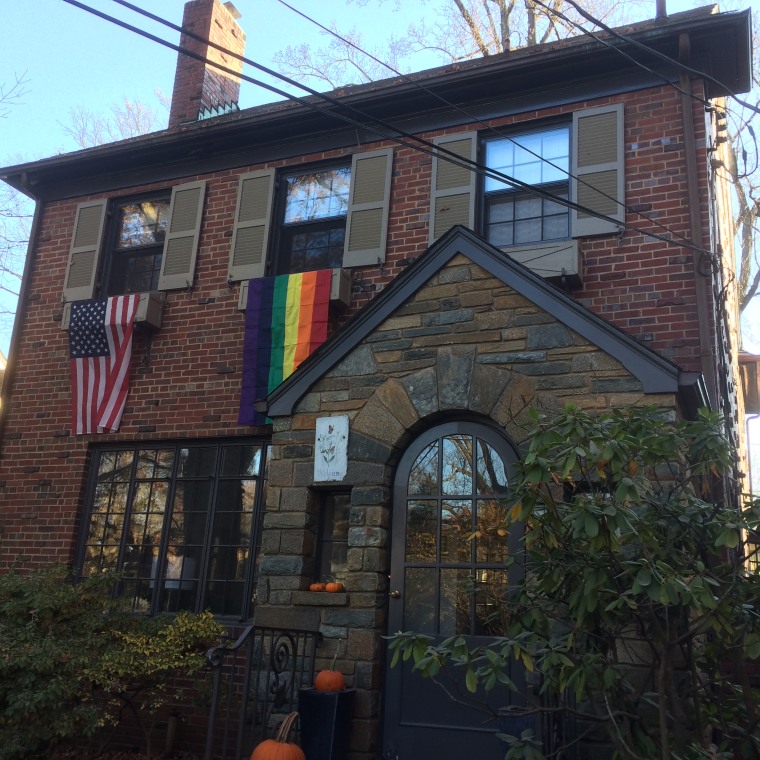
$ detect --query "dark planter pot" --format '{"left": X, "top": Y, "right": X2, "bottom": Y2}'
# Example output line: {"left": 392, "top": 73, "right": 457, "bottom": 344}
{"left": 299, "top": 688, "right": 355, "bottom": 760}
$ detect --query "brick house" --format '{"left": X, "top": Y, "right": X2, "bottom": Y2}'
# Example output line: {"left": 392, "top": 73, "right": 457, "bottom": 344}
{"left": 0, "top": 1, "right": 754, "bottom": 757}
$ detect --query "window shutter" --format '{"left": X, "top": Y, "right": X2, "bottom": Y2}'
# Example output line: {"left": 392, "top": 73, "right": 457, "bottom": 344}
{"left": 157, "top": 180, "right": 206, "bottom": 291}
{"left": 227, "top": 170, "right": 275, "bottom": 282}
{"left": 429, "top": 132, "right": 477, "bottom": 244}
{"left": 571, "top": 104, "right": 624, "bottom": 237}
{"left": 63, "top": 199, "right": 107, "bottom": 302}
{"left": 343, "top": 148, "right": 393, "bottom": 267}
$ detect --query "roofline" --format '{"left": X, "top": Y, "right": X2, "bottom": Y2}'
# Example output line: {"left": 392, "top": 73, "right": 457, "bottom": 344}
{"left": 1, "top": 6, "right": 751, "bottom": 199}
{"left": 266, "top": 226, "right": 689, "bottom": 418}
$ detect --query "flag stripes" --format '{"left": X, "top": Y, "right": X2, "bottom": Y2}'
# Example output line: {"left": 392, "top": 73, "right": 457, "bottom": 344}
{"left": 69, "top": 294, "right": 140, "bottom": 435}
{"left": 239, "top": 270, "right": 332, "bottom": 426}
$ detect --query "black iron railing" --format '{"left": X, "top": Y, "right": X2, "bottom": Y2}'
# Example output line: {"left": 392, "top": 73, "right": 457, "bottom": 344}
{"left": 203, "top": 625, "right": 321, "bottom": 760}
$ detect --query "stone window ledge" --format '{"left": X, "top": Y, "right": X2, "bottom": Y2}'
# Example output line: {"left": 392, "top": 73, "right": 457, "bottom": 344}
{"left": 292, "top": 591, "right": 348, "bottom": 606}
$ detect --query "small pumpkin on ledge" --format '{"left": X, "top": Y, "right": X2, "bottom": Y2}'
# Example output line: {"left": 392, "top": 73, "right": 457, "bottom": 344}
{"left": 309, "top": 582, "right": 326, "bottom": 592}
{"left": 251, "top": 711, "right": 304, "bottom": 760}
{"left": 325, "top": 580, "right": 344, "bottom": 593}
{"left": 314, "top": 640, "right": 346, "bottom": 692}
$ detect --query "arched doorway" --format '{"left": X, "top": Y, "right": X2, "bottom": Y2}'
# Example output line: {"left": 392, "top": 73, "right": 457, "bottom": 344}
{"left": 383, "top": 420, "right": 524, "bottom": 759}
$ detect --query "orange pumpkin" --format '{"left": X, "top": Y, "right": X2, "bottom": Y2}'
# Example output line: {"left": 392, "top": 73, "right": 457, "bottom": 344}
{"left": 314, "top": 667, "right": 346, "bottom": 692}
{"left": 309, "top": 582, "right": 326, "bottom": 592}
{"left": 314, "top": 641, "right": 346, "bottom": 692}
{"left": 325, "top": 581, "right": 344, "bottom": 593}
{"left": 251, "top": 712, "right": 304, "bottom": 760}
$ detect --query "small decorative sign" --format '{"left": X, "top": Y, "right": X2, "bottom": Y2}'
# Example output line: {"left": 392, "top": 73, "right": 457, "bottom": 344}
{"left": 314, "top": 415, "right": 349, "bottom": 482}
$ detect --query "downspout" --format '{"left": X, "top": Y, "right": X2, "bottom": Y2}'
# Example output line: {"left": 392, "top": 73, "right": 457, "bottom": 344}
{"left": 678, "top": 32, "right": 719, "bottom": 409}
{"left": 0, "top": 177, "right": 42, "bottom": 446}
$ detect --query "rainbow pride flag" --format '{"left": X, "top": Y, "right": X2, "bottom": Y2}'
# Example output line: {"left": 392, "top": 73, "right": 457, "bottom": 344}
{"left": 239, "top": 270, "right": 332, "bottom": 425}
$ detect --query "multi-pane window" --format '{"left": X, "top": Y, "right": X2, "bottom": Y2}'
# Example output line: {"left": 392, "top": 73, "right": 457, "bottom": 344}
{"left": 104, "top": 195, "right": 171, "bottom": 295}
{"left": 316, "top": 492, "right": 350, "bottom": 584}
{"left": 484, "top": 126, "right": 570, "bottom": 247}
{"left": 275, "top": 166, "right": 351, "bottom": 275}
{"left": 400, "top": 425, "right": 518, "bottom": 637}
{"left": 79, "top": 440, "right": 267, "bottom": 619}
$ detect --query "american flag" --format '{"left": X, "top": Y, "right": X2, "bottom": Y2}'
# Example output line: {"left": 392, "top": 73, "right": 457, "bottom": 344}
{"left": 68, "top": 295, "right": 140, "bottom": 435}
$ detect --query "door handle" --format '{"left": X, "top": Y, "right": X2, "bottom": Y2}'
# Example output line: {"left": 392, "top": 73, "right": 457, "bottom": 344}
{"left": 389, "top": 589, "right": 401, "bottom": 599}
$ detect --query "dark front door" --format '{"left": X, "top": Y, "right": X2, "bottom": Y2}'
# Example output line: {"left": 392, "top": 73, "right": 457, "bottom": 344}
{"left": 383, "top": 421, "right": 524, "bottom": 760}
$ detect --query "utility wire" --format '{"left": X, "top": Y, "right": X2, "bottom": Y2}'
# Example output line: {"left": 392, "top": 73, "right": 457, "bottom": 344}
{"left": 273, "top": 0, "right": 702, "bottom": 251}
{"left": 81, "top": 0, "right": 635, "bottom": 232}
{"left": 62, "top": 0, "right": 717, "bottom": 260}
{"left": 272, "top": 0, "right": 727, "bottom": 262}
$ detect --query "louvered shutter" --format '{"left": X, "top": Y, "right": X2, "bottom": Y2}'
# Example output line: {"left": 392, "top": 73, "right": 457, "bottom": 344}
{"left": 343, "top": 149, "right": 393, "bottom": 267}
{"left": 157, "top": 180, "right": 206, "bottom": 290}
{"left": 62, "top": 199, "right": 107, "bottom": 302}
{"left": 429, "top": 133, "right": 477, "bottom": 244}
{"left": 227, "top": 170, "right": 275, "bottom": 282}
{"left": 571, "top": 104, "right": 624, "bottom": 237}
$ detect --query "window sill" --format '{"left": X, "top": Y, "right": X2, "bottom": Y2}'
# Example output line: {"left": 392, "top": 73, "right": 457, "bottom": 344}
{"left": 61, "top": 291, "right": 166, "bottom": 331}
{"left": 500, "top": 240, "right": 581, "bottom": 289}
{"left": 292, "top": 590, "right": 348, "bottom": 606}
{"left": 237, "top": 268, "right": 352, "bottom": 311}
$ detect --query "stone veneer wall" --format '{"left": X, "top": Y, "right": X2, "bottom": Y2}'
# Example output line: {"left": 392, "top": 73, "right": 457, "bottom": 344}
{"left": 256, "top": 254, "right": 680, "bottom": 759}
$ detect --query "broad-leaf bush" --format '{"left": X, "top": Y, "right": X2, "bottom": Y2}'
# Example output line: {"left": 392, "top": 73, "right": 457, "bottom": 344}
{"left": 0, "top": 565, "right": 222, "bottom": 759}
{"left": 389, "top": 405, "right": 760, "bottom": 760}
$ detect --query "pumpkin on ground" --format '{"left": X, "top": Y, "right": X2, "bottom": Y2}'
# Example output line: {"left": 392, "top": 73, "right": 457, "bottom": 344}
{"left": 250, "top": 712, "right": 305, "bottom": 760}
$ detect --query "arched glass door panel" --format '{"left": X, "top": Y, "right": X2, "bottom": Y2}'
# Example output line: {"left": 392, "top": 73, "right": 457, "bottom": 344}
{"left": 384, "top": 420, "right": 523, "bottom": 760}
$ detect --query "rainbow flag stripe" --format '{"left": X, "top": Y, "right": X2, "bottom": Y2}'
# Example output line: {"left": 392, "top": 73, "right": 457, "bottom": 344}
{"left": 239, "top": 270, "right": 332, "bottom": 425}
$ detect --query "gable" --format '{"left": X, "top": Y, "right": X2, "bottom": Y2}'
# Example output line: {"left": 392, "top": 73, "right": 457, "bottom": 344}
{"left": 266, "top": 227, "right": 703, "bottom": 418}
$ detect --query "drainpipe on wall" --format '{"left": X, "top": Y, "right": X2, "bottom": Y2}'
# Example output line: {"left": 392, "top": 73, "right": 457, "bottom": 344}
{"left": 678, "top": 32, "right": 719, "bottom": 409}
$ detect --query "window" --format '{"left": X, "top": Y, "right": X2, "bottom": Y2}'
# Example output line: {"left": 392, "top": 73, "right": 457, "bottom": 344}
{"left": 316, "top": 492, "right": 350, "bottom": 584}
{"left": 62, "top": 181, "right": 207, "bottom": 303}
{"left": 428, "top": 105, "right": 624, "bottom": 251}
{"left": 483, "top": 126, "right": 570, "bottom": 247}
{"left": 103, "top": 195, "right": 171, "bottom": 295}
{"left": 275, "top": 166, "right": 351, "bottom": 275}
{"left": 392, "top": 421, "right": 521, "bottom": 638}
{"left": 227, "top": 148, "right": 394, "bottom": 283}
{"left": 78, "top": 440, "right": 267, "bottom": 619}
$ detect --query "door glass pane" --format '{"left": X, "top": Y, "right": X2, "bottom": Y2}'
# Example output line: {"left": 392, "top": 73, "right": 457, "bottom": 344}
{"left": 474, "top": 569, "right": 509, "bottom": 635}
{"left": 406, "top": 500, "right": 438, "bottom": 562}
{"left": 441, "top": 435, "right": 473, "bottom": 496}
{"left": 409, "top": 443, "right": 438, "bottom": 495}
{"left": 404, "top": 567, "right": 437, "bottom": 632}
{"left": 475, "top": 441, "right": 509, "bottom": 495}
{"left": 440, "top": 568, "right": 475, "bottom": 635}
{"left": 441, "top": 500, "right": 472, "bottom": 562}
{"left": 475, "top": 499, "right": 510, "bottom": 563}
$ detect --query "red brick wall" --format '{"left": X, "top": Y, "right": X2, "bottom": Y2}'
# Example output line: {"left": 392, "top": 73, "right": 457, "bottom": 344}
{"left": 0, "top": 82, "right": 715, "bottom": 569}
{"left": 168, "top": 0, "right": 246, "bottom": 128}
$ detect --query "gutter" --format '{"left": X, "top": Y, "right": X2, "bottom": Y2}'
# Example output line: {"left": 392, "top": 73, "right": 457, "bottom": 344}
{"left": 679, "top": 31, "right": 718, "bottom": 410}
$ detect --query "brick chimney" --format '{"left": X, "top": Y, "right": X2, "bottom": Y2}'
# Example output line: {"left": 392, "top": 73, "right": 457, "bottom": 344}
{"left": 168, "top": 0, "right": 245, "bottom": 128}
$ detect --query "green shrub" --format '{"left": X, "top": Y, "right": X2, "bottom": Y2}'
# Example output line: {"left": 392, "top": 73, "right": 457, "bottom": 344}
{"left": 0, "top": 565, "right": 223, "bottom": 760}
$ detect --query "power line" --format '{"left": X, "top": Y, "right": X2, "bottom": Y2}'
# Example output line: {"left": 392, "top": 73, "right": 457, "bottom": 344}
{"left": 273, "top": 0, "right": 701, "bottom": 250}
{"left": 83, "top": 0, "right": 633, "bottom": 232}
{"left": 61, "top": 0, "right": 717, "bottom": 261}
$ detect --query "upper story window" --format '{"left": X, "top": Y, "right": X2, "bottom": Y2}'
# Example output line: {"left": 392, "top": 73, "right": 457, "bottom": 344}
{"left": 429, "top": 104, "right": 625, "bottom": 252}
{"left": 227, "top": 149, "right": 394, "bottom": 285}
{"left": 104, "top": 195, "right": 171, "bottom": 295}
{"left": 483, "top": 126, "right": 570, "bottom": 247}
{"left": 62, "top": 181, "right": 207, "bottom": 303}
{"left": 275, "top": 165, "right": 351, "bottom": 275}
